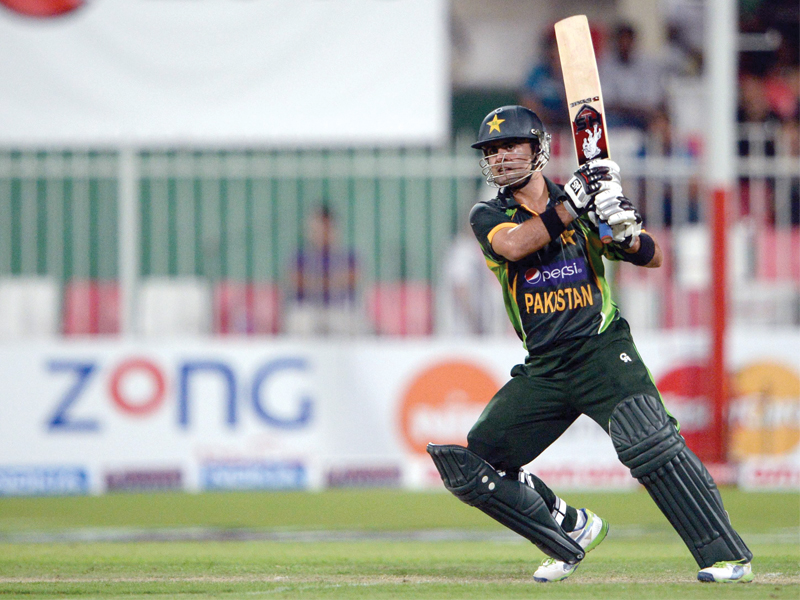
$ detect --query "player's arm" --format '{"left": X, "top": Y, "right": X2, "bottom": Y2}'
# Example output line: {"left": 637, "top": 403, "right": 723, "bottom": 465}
{"left": 621, "top": 231, "right": 662, "bottom": 268}
{"left": 490, "top": 159, "right": 621, "bottom": 262}
{"left": 489, "top": 203, "right": 573, "bottom": 262}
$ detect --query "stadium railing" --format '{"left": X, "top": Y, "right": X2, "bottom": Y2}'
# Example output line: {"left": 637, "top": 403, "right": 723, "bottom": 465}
{"left": 0, "top": 122, "right": 796, "bottom": 337}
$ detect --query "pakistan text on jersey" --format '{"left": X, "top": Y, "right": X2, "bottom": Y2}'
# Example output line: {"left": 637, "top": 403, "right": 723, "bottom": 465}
{"left": 524, "top": 284, "right": 594, "bottom": 314}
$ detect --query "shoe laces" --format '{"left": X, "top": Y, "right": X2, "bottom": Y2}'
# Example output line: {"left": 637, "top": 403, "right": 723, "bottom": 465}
{"left": 541, "top": 558, "right": 557, "bottom": 567}
{"left": 711, "top": 560, "right": 744, "bottom": 568}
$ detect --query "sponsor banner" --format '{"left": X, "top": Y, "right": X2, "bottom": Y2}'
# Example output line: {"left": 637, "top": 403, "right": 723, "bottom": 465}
{"left": 405, "top": 458, "right": 449, "bottom": 491}
{"left": 326, "top": 466, "right": 402, "bottom": 489}
{"left": 0, "top": 467, "right": 88, "bottom": 496}
{"left": 532, "top": 466, "right": 638, "bottom": 490}
{"left": 0, "top": 0, "right": 448, "bottom": 146}
{"left": 658, "top": 364, "right": 716, "bottom": 460}
{"left": 729, "top": 361, "right": 800, "bottom": 463}
{"left": 105, "top": 469, "right": 183, "bottom": 493}
{"left": 705, "top": 463, "right": 738, "bottom": 486}
{"left": 0, "top": 341, "right": 326, "bottom": 492}
{"left": 398, "top": 359, "right": 500, "bottom": 456}
{"left": 656, "top": 338, "right": 800, "bottom": 467}
{"left": 738, "top": 459, "right": 800, "bottom": 490}
{"left": 201, "top": 461, "right": 306, "bottom": 491}
{"left": 0, "top": 329, "right": 796, "bottom": 494}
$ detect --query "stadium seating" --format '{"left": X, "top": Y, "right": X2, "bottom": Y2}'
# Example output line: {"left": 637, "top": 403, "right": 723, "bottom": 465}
{"left": 755, "top": 227, "right": 800, "bottom": 281}
{"left": 0, "top": 276, "right": 59, "bottom": 338}
{"left": 213, "top": 281, "right": 281, "bottom": 335}
{"left": 366, "top": 282, "right": 433, "bottom": 336}
{"left": 63, "top": 280, "right": 120, "bottom": 335}
{"left": 138, "top": 277, "right": 211, "bottom": 337}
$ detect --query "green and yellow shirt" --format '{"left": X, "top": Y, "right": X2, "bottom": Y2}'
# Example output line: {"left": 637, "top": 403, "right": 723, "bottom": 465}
{"left": 470, "top": 177, "right": 633, "bottom": 356}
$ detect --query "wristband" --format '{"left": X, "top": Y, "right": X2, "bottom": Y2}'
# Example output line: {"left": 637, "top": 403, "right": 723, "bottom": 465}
{"left": 540, "top": 206, "right": 566, "bottom": 241}
{"left": 624, "top": 232, "right": 655, "bottom": 266}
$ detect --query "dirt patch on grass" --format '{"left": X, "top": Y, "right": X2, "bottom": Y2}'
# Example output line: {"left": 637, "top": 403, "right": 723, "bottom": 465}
{"left": 1, "top": 573, "right": 798, "bottom": 586}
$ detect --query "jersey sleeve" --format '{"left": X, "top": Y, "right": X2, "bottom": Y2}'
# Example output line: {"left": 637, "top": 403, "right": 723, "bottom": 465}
{"left": 469, "top": 202, "right": 515, "bottom": 264}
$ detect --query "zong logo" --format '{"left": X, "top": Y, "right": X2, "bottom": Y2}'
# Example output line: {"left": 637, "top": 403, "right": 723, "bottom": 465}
{"left": 524, "top": 258, "right": 587, "bottom": 287}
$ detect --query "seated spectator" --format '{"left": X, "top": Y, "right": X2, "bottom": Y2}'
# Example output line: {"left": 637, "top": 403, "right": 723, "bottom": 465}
{"left": 284, "top": 204, "right": 363, "bottom": 336}
{"left": 599, "top": 22, "right": 667, "bottom": 130}
{"left": 738, "top": 70, "right": 782, "bottom": 125}
{"left": 764, "top": 36, "right": 800, "bottom": 124}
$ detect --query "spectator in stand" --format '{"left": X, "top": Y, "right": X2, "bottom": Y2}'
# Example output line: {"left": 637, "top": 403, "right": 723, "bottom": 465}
{"left": 284, "top": 203, "right": 363, "bottom": 336}
{"left": 519, "top": 30, "right": 569, "bottom": 129}
{"left": 637, "top": 107, "right": 701, "bottom": 227}
{"left": 599, "top": 22, "right": 667, "bottom": 131}
{"left": 737, "top": 70, "right": 783, "bottom": 124}
{"left": 764, "top": 36, "right": 800, "bottom": 124}
{"left": 736, "top": 34, "right": 799, "bottom": 226}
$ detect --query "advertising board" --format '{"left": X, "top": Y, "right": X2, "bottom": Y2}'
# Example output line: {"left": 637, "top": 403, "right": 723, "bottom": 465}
{"left": 0, "top": 330, "right": 796, "bottom": 494}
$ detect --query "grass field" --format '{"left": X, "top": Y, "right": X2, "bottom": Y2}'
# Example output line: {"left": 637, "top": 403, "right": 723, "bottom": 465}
{"left": 0, "top": 488, "right": 796, "bottom": 599}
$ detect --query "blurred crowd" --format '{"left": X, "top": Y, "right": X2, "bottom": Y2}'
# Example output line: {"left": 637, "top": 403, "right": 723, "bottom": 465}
{"left": 514, "top": 4, "right": 798, "bottom": 231}
{"left": 518, "top": 4, "right": 799, "bottom": 153}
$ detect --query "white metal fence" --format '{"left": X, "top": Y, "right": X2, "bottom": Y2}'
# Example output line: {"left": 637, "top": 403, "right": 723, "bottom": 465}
{"left": 0, "top": 123, "right": 797, "bottom": 337}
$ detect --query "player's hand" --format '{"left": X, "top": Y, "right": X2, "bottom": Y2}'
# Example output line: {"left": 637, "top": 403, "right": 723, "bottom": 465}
{"left": 585, "top": 158, "right": 622, "bottom": 185}
{"left": 605, "top": 197, "right": 643, "bottom": 248}
{"left": 563, "top": 159, "right": 621, "bottom": 219}
{"left": 594, "top": 189, "right": 638, "bottom": 226}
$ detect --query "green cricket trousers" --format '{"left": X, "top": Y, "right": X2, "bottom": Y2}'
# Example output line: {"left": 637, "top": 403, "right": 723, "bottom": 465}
{"left": 467, "top": 317, "right": 676, "bottom": 472}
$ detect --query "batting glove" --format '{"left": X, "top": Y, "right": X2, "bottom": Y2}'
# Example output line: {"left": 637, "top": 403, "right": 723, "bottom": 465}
{"left": 594, "top": 189, "right": 638, "bottom": 226}
{"left": 606, "top": 197, "right": 643, "bottom": 247}
{"left": 563, "top": 159, "right": 622, "bottom": 219}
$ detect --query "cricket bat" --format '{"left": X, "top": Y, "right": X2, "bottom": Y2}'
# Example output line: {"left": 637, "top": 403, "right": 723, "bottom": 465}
{"left": 554, "top": 15, "right": 613, "bottom": 243}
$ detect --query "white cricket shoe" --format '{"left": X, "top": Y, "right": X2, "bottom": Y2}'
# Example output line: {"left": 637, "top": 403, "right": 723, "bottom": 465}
{"left": 533, "top": 508, "right": 609, "bottom": 583}
{"left": 697, "top": 560, "right": 754, "bottom": 583}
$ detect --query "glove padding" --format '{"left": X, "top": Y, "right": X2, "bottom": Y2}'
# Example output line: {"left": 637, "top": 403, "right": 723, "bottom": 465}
{"left": 594, "top": 188, "right": 637, "bottom": 226}
{"left": 563, "top": 159, "right": 621, "bottom": 219}
{"left": 605, "top": 197, "right": 643, "bottom": 248}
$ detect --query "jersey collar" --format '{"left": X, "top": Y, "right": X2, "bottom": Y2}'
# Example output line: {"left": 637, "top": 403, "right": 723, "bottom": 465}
{"left": 499, "top": 177, "right": 567, "bottom": 210}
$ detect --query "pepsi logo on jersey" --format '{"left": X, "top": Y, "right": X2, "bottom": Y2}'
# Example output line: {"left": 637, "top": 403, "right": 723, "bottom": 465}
{"left": 524, "top": 258, "right": 587, "bottom": 287}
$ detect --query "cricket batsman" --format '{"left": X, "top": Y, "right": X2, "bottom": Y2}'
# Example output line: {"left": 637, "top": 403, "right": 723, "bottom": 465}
{"left": 427, "top": 105, "right": 754, "bottom": 583}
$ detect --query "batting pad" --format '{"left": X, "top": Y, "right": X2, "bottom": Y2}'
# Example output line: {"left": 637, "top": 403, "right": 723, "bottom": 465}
{"left": 610, "top": 394, "right": 753, "bottom": 568}
{"left": 427, "top": 443, "right": 584, "bottom": 564}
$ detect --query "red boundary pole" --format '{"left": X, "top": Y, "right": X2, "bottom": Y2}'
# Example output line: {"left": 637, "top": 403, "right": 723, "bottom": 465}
{"left": 709, "top": 186, "right": 729, "bottom": 463}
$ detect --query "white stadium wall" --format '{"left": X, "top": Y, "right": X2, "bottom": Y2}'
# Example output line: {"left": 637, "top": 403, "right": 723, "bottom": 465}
{"left": 0, "top": 0, "right": 449, "bottom": 147}
{"left": 0, "top": 329, "right": 797, "bottom": 495}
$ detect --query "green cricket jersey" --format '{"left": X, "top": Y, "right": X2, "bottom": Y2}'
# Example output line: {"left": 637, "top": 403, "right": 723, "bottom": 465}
{"left": 470, "top": 177, "right": 633, "bottom": 356}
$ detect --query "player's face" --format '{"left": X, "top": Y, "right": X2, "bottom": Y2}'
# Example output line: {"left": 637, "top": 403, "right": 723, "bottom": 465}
{"left": 482, "top": 140, "right": 535, "bottom": 187}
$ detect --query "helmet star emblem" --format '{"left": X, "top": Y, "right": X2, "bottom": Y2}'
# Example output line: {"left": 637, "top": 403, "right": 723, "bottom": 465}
{"left": 487, "top": 114, "right": 505, "bottom": 133}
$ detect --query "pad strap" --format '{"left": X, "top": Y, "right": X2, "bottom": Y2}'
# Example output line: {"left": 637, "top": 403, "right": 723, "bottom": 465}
{"left": 427, "top": 443, "right": 584, "bottom": 564}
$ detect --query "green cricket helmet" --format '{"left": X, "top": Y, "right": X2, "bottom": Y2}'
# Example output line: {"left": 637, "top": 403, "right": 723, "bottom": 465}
{"left": 472, "top": 105, "right": 551, "bottom": 187}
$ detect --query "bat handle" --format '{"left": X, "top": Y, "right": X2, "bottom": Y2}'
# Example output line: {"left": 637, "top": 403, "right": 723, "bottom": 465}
{"left": 599, "top": 220, "right": 613, "bottom": 244}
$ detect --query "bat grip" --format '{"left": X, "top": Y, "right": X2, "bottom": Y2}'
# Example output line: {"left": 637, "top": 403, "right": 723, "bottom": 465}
{"left": 599, "top": 220, "right": 613, "bottom": 244}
